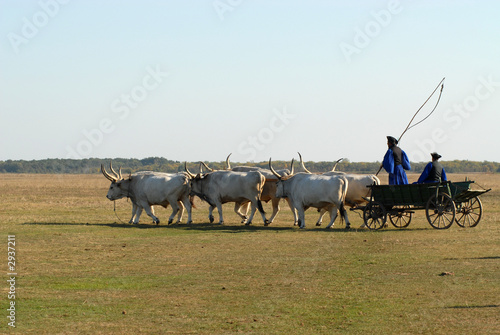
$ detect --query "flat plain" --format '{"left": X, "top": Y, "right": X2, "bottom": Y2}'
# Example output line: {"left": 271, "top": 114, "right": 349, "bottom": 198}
{"left": 0, "top": 172, "right": 499, "bottom": 334}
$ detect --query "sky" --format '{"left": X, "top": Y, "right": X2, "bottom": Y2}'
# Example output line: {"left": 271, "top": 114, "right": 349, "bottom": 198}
{"left": 1, "top": 0, "right": 499, "bottom": 163}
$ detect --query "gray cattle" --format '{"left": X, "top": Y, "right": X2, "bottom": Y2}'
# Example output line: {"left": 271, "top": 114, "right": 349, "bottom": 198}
{"left": 270, "top": 159, "right": 350, "bottom": 229}
{"left": 185, "top": 165, "right": 268, "bottom": 225}
{"left": 101, "top": 163, "right": 192, "bottom": 225}
{"left": 298, "top": 153, "right": 380, "bottom": 226}
{"left": 223, "top": 153, "right": 295, "bottom": 225}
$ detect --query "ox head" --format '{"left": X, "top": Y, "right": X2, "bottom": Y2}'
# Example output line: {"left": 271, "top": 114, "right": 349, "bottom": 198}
{"left": 185, "top": 162, "right": 206, "bottom": 192}
{"left": 101, "top": 162, "right": 131, "bottom": 201}
{"left": 184, "top": 162, "right": 213, "bottom": 202}
{"left": 269, "top": 158, "right": 294, "bottom": 198}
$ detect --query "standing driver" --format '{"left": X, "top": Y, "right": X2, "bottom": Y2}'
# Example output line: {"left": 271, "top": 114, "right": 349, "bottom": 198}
{"left": 383, "top": 136, "right": 411, "bottom": 185}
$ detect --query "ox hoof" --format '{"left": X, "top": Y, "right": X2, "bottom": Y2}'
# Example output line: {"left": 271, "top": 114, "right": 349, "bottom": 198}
{"left": 186, "top": 220, "right": 192, "bottom": 225}
{"left": 316, "top": 222, "right": 322, "bottom": 227}
{"left": 209, "top": 216, "right": 214, "bottom": 224}
{"left": 245, "top": 221, "right": 252, "bottom": 226}
{"left": 168, "top": 219, "right": 173, "bottom": 225}
{"left": 345, "top": 225, "right": 351, "bottom": 230}
{"left": 264, "top": 220, "right": 270, "bottom": 226}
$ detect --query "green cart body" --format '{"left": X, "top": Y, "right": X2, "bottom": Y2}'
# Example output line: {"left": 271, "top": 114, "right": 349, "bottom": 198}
{"left": 361, "top": 180, "right": 490, "bottom": 230}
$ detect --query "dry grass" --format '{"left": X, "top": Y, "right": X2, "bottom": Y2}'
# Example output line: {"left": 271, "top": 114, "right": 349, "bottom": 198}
{"left": 0, "top": 172, "right": 499, "bottom": 334}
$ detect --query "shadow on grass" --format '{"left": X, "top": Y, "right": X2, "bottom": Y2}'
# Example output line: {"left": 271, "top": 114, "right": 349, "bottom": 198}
{"left": 444, "top": 256, "right": 500, "bottom": 260}
{"left": 21, "top": 221, "right": 385, "bottom": 233}
{"left": 22, "top": 221, "right": 432, "bottom": 234}
{"left": 444, "top": 304, "right": 499, "bottom": 309}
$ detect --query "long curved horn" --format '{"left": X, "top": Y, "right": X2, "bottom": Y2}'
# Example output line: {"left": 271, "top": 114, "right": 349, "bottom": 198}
{"left": 268, "top": 158, "right": 282, "bottom": 179}
{"left": 200, "top": 161, "right": 214, "bottom": 172}
{"left": 184, "top": 162, "right": 196, "bottom": 178}
{"left": 109, "top": 161, "right": 122, "bottom": 180}
{"left": 332, "top": 158, "right": 344, "bottom": 172}
{"left": 289, "top": 158, "right": 295, "bottom": 175}
{"left": 225, "top": 153, "right": 232, "bottom": 170}
{"left": 297, "top": 152, "right": 312, "bottom": 174}
{"left": 101, "top": 164, "right": 117, "bottom": 182}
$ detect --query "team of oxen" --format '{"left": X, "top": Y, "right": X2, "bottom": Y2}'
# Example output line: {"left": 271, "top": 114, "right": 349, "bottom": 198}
{"left": 100, "top": 153, "right": 380, "bottom": 229}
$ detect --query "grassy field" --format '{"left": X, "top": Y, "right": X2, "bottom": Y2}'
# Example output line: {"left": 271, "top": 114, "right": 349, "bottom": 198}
{"left": 1, "top": 172, "right": 499, "bottom": 334}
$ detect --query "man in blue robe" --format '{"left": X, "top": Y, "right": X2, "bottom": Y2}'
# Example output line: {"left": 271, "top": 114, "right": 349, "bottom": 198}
{"left": 383, "top": 136, "right": 410, "bottom": 185}
{"left": 416, "top": 152, "right": 447, "bottom": 183}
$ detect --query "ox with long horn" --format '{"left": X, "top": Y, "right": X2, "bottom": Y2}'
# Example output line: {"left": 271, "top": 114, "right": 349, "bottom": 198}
{"left": 101, "top": 161, "right": 193, "bottom": 225}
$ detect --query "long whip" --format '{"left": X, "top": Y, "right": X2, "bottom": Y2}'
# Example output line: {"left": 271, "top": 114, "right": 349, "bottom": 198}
{"left": 375, "top": 77, "right": 445, "bottom": 176}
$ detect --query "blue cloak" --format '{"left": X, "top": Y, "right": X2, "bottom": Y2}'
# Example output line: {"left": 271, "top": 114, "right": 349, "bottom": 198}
{"left": 383, "top": 148, "right": 411, "bottom": 185}
{"left": 417, "top": 162, "right": 447, "bottom": 184}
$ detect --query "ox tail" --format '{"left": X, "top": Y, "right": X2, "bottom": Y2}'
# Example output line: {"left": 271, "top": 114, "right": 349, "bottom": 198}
{"left": 339, "top": 202, "right": 345, "bottom": 221}
{"left": 257, "top": 200, "right": 266, "bottom": 214}
{"left": 339, "top": 177, "right": 348, "bottom": 225}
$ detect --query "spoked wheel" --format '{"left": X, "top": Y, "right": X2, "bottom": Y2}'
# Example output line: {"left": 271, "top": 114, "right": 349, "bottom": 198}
{"left": 389, "top": 208, "right": 413, "bottom": 228}
{"left": 363, "top": 201, "right": 387, "bottom": 230}
{"left": 425, "top": 193, "right": 456, "bottom": 229}
{"left": 455, "top": 197, "right": 483, "bottom": 228}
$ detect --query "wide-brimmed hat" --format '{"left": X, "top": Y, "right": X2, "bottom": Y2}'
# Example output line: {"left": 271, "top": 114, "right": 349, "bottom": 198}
{"left": 431, "top": 152, "right": 442, "bottom": 160}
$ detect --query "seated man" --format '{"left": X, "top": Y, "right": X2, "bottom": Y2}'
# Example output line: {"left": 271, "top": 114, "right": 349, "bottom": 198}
{"left": 417, "top": 152, "right": 447, "bottom": 183}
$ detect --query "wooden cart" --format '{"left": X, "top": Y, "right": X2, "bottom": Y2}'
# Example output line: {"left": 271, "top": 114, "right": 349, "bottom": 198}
{"left": 360, "top": 180, "right": 490, "bottom": 230}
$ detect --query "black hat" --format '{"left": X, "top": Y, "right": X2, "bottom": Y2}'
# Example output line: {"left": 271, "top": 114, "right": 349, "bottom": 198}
{"left": 431, "top": 152, "right": 442, "bottom": 160}
{"left": 387, "top": 136, "right": 398, "bottom": 145}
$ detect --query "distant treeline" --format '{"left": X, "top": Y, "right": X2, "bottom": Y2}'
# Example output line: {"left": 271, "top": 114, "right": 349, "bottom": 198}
{"left": 0, "top": 157, "right": 499, "bottom": 174}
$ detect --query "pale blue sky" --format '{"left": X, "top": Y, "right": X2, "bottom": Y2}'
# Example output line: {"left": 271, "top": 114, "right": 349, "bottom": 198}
{"left": 1, "top": 0, "right": 499, "bottom": 163}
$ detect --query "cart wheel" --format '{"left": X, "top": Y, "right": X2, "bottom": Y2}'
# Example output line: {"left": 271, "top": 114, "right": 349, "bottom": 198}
{"left": 425, "top": 193, "right": 455, "bottom": 229}
{"left": 363, "top": 201, "right": 387, "bottom": 230}
{"left": 389, "top": 209, "right": 412, "bottom": 228}
{"left": 455, "top": 197, "right": 483, "bottom": 228}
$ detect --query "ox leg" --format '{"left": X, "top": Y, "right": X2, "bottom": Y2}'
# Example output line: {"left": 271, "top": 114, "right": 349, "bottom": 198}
{"left": 208, "top": 206, "right": 215, "bottom": 223}
{"left": 343, "top": 206, "right": 351, "bottom": 229}
{"left": 234, "top": 202, "right": 249, "bottom": 223}
{"left": 245, "top": 199, "right": 267, "bottom": 225}
{"left": 141, "top": 203, "right": 160, "bottom": 225}
{"left": 176, "top": 201, "right": 185, "bottom": 223}
{"left": 167, "top": 201, "right": 181, "bottom": 225}
{"left": 326, "top": 206, "right": 339, "bottom": 229}
{"left": 293, "top": 203, "right": 306, "bottom": 229}
{"left": 316, "top": 208, "right": 328, "bottom": 226}
{"left": 132, "top": 206, "right": 143, "bottom": 224}
{"left": 265, "top": 197, "right": 280, "bottom": 225}
{"left": 215, "top": 203, "right": 224, "bottom": 224}
{"left": 325, "top": 205, "right": 350, "bottom": 229}
{"left": 245, "top": 202, "right": 256, "bottom": 225}
{"left": 181, "top": 197, "right": 193, "bottom": 224}
{"left": 285, "top": 198, "right": 299, "bottom": 226}
{"left": 129, "top": 203, "right": 138, "bottom": 224}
